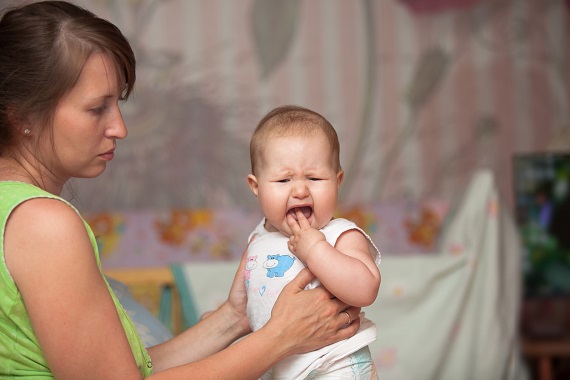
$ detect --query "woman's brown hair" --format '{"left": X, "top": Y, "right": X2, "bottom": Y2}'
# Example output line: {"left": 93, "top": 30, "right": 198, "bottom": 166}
{"left": 0, "top": 1, "right": 136, "bottom": 156}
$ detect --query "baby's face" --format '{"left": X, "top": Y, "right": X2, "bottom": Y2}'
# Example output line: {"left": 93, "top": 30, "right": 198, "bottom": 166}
{"left": 248, "top": 131, "right": 343, "bottom": 236}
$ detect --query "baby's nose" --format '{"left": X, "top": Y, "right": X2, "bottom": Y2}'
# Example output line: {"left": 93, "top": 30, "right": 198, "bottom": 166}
{"left": 292, "top": 180, "right": 309, "bottom": 198}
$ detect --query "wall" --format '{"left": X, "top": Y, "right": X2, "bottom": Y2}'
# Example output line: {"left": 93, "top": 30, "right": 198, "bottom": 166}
{"left": 65, "top": 0, "right": 569, "bottom": 214}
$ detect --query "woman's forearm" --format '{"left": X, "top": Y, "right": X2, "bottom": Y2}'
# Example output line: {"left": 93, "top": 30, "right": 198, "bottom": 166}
{"left": 147, "top": 301, "right": 250, "bottom": 372}
{"left": 147, "top": 269, "right": 361, "bottom": 378}
{"left": 150, "top": 322, "right": 289, "bottom": 380}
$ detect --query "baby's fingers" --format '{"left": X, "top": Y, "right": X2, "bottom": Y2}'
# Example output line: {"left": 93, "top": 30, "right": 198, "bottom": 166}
{"left": 287, "top": 211, "right": 301, "bottom": 232}
{"left": 295, "top": 208, "right": 311, "bottom": 228}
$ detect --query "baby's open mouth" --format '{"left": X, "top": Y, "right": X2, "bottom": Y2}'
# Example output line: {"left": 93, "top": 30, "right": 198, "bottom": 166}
{"left": 288, "top": 206, "right": 313, "bottom": 221}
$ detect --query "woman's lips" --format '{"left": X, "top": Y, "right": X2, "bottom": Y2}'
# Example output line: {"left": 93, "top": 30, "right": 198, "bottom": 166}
{"left": 99, "top": 151, "right": 115, "bottom": 161}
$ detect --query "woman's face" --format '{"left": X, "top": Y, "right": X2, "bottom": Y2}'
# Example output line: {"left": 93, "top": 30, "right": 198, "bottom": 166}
{"left": 39, "top": 53, "right": 127, "bottom": 183}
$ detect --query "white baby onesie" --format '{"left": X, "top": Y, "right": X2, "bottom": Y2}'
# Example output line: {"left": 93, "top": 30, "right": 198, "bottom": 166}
{"left": 245, "top": 218, "right": 381, "bottom": 379}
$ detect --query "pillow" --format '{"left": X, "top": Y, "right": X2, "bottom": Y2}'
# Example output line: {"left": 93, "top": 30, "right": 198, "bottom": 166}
{"left": 107, "top": 277, "right": 174, "bottom": 347}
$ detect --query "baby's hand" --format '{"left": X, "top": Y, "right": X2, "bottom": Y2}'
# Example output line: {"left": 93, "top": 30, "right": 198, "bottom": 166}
{"left": 287, "top": 208, "right": 326, "bottom": 263}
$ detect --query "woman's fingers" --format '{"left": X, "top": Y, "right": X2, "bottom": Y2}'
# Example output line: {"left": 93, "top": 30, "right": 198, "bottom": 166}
{"left": 338, "top": 306, "right": 362, "bottom": 329}
{"left": 268, "top": 270, "right": 362, "bottom": 355}
{"left": 341, "top": 310, "right": 352, "bottom": 327}
{"left": 225, "top": 249, "right": 252, "bottom": 331}
{"left": 285, "top": 268, "right": 315, "bottom": 292}
{"left": 335, "top": 310, "right": 361, "bottom": 340}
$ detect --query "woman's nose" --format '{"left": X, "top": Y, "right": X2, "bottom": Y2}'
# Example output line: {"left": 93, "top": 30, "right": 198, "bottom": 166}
{"left": 107, "top": 107, "right": 128, "bottom": 139}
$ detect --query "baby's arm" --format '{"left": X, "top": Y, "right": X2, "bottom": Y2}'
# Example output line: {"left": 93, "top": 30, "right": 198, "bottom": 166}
{"left": 287, "top": 209, "right": 381, "bottom": 307}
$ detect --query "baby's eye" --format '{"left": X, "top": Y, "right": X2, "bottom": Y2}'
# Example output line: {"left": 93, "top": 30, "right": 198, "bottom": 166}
{"left": 277, "top": 179, "right": 290, "bottom": 183}
{"left": 309, "top": 178, "right": 322, "bottom": 181}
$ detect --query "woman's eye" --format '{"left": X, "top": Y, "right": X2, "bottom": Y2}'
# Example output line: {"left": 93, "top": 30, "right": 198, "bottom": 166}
{"left": 91, "top": 105, "right": 109, "bottom": 115}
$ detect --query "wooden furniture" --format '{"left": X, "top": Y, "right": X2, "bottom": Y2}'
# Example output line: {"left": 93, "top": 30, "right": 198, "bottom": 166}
{"left": 104, "top": 266, "right": 184, "bottom": 334}
{"left": 522, "top": 337, "right": 570, "bottom": 380}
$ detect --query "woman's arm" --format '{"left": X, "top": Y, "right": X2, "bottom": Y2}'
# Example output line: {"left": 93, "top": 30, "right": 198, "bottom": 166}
{"left": 151, "top": 268, "right": 359, "bottom": 379}
{"left": 6, "top": 199, "right": 360, "bottom": 379}
{"left": 5, "top": 199, "right": 143, "bottom": 379}
{"left": 287, "top": 209, "right": 381, "bottom": 307}
{"left": 148, "top": 249, "right": 361, "bottom": 376}
{"left": 146, "top": 250, "right": 252, "bottom": 370}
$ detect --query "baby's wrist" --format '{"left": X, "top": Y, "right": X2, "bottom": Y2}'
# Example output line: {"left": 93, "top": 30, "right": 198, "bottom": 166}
{"left": 306, "top": 240, "right": 327, "bottom": 266}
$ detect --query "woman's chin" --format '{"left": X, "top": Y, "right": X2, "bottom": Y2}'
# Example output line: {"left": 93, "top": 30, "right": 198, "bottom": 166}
{"left": 78, "top": 167, "right": 106, "bottom": 179}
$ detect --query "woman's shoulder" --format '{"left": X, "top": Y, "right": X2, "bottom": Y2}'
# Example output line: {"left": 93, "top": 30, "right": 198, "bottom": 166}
{"left": 5, "top": 190, "right": 94, "bottom": 284}
{"left": 10, "top": 195, "right": 84, "bottom": 234}
{"left": 2, "top": 182, "right": 85, "bottom": 247}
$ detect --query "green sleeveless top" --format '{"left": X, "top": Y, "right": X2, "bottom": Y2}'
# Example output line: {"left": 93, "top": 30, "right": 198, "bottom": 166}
{"left": 0, "top": 182, "right": 153, "bottom": 378}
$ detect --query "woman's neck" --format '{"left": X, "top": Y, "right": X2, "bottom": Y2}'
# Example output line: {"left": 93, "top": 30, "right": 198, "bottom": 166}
{"left": 0, "top": 156, "right": 63, "bottom": 195}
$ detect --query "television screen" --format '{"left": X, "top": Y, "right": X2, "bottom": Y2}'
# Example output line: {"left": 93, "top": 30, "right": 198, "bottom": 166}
{"left": 513, "top": 152, "right": 570, "bottom": 298}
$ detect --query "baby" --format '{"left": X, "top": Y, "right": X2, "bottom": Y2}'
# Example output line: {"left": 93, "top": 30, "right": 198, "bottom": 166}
{"left": 245, "top": 105, "right": 381, "bottom": 379}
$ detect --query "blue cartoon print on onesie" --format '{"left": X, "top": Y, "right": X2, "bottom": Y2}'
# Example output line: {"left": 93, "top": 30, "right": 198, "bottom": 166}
{"left": 263, "top": 254, "right": 295, "bottom": 278}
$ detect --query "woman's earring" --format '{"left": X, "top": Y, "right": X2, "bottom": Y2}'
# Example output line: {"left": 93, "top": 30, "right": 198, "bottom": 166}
{"left": 24, "top": 129, "right": 31, "bottom": 136}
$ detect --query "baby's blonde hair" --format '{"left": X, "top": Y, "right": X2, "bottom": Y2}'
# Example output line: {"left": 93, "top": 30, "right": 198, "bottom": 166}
{"left": 250, "top": 105, "right": 341, "bottom": 175}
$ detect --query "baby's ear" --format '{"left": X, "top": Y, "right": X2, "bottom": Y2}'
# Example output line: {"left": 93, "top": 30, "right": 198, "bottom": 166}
{"left": 336, "top": 170, "right": 345, "bottom": 188}
{"left": 247, "top": 174, "right": 260, "bottom": 197}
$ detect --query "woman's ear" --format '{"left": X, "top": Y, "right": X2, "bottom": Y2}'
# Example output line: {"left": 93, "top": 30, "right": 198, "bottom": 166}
{"left": 247, "top": 174, "right": 260, "bottom": 197}
{"left": 6, "top": 104, "right": 31, "bottom": 135}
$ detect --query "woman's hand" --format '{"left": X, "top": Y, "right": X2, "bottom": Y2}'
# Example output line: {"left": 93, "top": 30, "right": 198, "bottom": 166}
{"left": 219, "top": 249, "right": 252, "bottom": 334}
{"left": 148, "top": 258, "right": 360, "bottom": 376}
{"left": 266, "top": 268, "right": 361, "bottom": 357}
{"left": 148, "top": 251, "right": 253, "bottom": 371}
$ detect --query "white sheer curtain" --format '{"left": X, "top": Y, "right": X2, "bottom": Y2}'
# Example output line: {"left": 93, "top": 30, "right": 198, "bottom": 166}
{"left": 65, "top": 0, "right": 569, "bottom": 213}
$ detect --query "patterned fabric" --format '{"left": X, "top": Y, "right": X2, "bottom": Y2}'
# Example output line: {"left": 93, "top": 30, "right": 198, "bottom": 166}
{"left": 0, "top": 182, "right": 152, "bottom": 377}
{"left": 90, "top": 201, "right": 441, "bottom": 269}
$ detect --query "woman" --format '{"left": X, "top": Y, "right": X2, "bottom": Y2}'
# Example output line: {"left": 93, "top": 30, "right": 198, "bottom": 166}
{"left": 0, "top": 2, "right": 360, "bottom": 378}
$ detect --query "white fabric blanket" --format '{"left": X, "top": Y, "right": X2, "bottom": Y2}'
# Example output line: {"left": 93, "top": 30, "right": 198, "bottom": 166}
{"left": 365, "top": 170, "right": 528, "bottom": 379}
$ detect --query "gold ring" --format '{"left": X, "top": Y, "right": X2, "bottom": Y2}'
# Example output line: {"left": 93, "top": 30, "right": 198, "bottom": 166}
{"left": 343, "top": 311, "right": 351, "bottom": 325}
